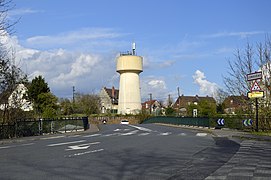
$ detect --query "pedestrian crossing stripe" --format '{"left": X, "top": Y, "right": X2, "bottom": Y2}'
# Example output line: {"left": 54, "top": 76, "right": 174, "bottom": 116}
{"left": 250, "top": 81, "right": 261, "bottom": 92}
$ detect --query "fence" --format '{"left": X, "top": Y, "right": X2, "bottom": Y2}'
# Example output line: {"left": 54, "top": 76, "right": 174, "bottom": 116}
{"left": 142, "top": 116, "right": 271, "bottom": 131}
{"left": 0, "top": 117, "right": 89, "bottom": 140}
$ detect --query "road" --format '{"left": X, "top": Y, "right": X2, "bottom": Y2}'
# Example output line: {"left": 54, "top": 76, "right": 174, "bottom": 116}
{"left": 0, "top": 124, "right": 241, "bottom": 179}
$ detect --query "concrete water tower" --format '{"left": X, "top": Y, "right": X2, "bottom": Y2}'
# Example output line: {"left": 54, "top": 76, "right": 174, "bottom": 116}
{"left": 117, "top": 43, "right": 143, "bottom": 114}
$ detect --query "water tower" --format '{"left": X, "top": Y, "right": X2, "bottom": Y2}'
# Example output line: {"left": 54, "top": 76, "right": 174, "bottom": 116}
{"left": 117, "top": 43, "right": 143, "bottom": 114}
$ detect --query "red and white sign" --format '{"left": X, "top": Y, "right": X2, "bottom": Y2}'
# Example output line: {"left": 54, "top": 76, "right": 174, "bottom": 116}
{"left": 250, "top": 81, "right": 262, "bottom": 92}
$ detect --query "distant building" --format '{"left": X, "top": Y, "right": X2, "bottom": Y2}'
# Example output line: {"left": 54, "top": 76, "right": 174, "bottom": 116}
{"left": 99, "top": 86, "right": 119, "bottom": 114}
{"left": 142, "top": 100, "right": 162, "bottom": 115}
{"left": 173, "top": 95, "right": 216, "bottom": 116}
{"left": 223, "top": 95, "right": 248, "bottom": 114}
{"left": 0, "top": 84, "right": 33, "bottom": 111}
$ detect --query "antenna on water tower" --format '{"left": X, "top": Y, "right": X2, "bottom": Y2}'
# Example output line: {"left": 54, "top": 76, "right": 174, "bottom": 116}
{"left": 132, "top": 42, "right": 136, "bottom": 55}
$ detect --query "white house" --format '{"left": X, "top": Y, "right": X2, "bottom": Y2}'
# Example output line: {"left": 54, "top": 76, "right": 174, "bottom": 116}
{"left": 0, "top": 84, "right": 33, "bottom": 111}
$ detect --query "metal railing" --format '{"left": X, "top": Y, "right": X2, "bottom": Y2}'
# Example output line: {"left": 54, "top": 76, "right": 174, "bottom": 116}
{"left": 0, "top": 117, "right": 89, "bottom": 140}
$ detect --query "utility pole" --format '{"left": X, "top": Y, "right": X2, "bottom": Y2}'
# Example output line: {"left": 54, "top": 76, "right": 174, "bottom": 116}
{"left": 72, "top": 86, "right": 75, "bottom": 104}
{"left": 177, "top": 87, "right": 180, "bottom": 115}
{"left": 149, "top": 93, "right": 152, "bottom": 114}
{"left": 168, "top": 94, "right": 171, "bottom": 107}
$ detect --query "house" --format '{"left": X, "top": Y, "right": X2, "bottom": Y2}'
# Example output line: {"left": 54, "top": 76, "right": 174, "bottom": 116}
{"left": 99, "top": 86, "right": 119, "bottom": 114}
{"left": 0, "top": 84, "right": 33, "bottom": 111}
{"left": 173, "top": 95, "right": 216, "bottom": 116}
{"left": 142, "top": 100, "right": 162, "bottom": 115}
{"left": 223, "top": 95, "right": 248, "bottom": 114}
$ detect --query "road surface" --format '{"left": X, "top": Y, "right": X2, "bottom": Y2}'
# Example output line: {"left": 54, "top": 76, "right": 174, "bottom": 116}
{"left": 0, "top": 124, "right": 242, "bottom": 179}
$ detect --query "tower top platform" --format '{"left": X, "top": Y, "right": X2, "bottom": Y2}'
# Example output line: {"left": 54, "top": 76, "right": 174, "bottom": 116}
{"left": 116, "top": 55, "right": 143, "bottom": 73}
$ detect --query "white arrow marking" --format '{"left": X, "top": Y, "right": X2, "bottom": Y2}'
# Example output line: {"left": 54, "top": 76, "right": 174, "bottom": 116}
{"left": 65, "top": 142, "right": 100, "bottom": 151}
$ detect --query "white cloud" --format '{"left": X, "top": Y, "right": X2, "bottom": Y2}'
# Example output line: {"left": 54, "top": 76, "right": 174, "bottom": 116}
{"left": 9, "top": 8, "right": 43, "bottom": 17}
{"left": 25, "top": 28, "right": 127, "bottom": 49}
{"left": 202, "top": 31, "right": 265, "bottom": 39}
{"left": 193, "top": 70, "right": 218, "bottom": 97}
{"left": 0, "top": 33, "right": 118, "bottom": 98}
{"left": 140, "top": 76, "right": 168, "bottom": 101}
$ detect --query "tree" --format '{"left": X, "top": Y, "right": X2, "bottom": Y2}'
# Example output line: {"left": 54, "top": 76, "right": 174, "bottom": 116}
{"left": 59, "top": 98, "right": 73, "bottom": 115}
{"left": 73, "top": 93, "right": 100, "bottom": 115}
{"left": 27, "top": 75, "right": 54, "bottom": 116}
{"left": 37, "top": 92, "right": 58, "bottom": 118}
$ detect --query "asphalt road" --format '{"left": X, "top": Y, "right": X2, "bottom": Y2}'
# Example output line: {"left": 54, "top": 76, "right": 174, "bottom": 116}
{"left": 0, "top": 124, "right": 240, "bottom": 180}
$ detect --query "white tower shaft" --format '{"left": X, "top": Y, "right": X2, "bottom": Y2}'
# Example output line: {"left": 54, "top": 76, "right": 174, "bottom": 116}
{"left": 117, "top": 55, "right": 143, "bottom": 114}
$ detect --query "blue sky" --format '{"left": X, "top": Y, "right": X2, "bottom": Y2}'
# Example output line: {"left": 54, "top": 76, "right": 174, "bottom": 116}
{"left": 7, "top": 0, "right": 271, "bottom": 102}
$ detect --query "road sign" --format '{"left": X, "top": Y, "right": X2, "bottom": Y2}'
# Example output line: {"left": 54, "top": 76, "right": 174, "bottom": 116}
{"left": 250, "top": 81, "right": 262, "bottom": 92}
{"left": 247, "top": 91, "right": 264, "bottom": 98}
{"left": 217, "top": 119, "right": 224, "bottom": 126}
{"left": 247, "top": 71, "right": 262, "bottom": 81}
{"left": 243, "top": 119, "right": 253, "bottom": 126}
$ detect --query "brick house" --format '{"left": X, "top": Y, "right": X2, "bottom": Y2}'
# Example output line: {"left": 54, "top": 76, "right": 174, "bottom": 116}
{"left": 99, "top": 86, "right": 119, "bottom": 114}
{"left": 173, "top": 95, "right": 216, "bottom": 116}
{"left": 142, "top": 100, "right": 162, "bottom": 114}
{"left": 223, "top": 95, "right": 249, "bottom": 114}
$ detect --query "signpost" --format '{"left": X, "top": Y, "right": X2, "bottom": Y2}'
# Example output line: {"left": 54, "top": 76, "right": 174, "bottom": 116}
{"left": 247, "top": 71, "right": 263, "bottom": 132}
{"left": 247, "top": 71, "right": 262, "bottom": 81}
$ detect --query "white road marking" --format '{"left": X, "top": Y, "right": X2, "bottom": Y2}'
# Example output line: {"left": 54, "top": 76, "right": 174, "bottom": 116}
{"left": 67, "top": 149, "right": 104, "bottom": 157}
{"left": 196, "top": 133, "right": 208, "bottom": 137}
{"left": 0, "top": 143, "right": 34, "bottom": 150}
{"left": 83, "top": 134, "right": 101, "bottom": 138}
{"left": 138, "top": 133, "right": 150, "bottom": 136}
{"left": 20, "top": 143, "right": 34, "bottom": 146}
{"left": 47, "top": 140, "right": 86, "bottom": 147}
{"left": 120, "top": 130, "right": 139, "bottom": 136}
{"left": 0, "top": 146, "right": 11, "bottom": 149}
{"left": 68, "top": 135, "right": 81, "bottom": 138}
{"left": 178, "top": 133, "right": 187, "bottom": 136}
{"left": 41, "top": 136, "right": 65, "bottom": 140}
{"left": 128, "top": 125, "right": 153, "bottom": 132}
{"left": 66, "top": 142, "right": 100, "bottom": 151}
{"left": 114, "top": 129, "right": 121, "bottom": 132}
{"left": 103, "top": 133, "right": 120, "bottom": 137}
{"left": 159, "top": 132, "right": 172, "bottom": 136}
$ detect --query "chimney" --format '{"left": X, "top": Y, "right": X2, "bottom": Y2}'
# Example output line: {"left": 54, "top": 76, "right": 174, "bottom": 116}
{"left": 112, "top": 86, "right": 115, "bottom": 98}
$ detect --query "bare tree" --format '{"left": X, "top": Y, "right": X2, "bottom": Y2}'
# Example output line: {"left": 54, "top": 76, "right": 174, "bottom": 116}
{"left": 224, "top": 37, "right": 271, "bottom": 129}
{"left": 0, "top": 0, "right": 26, "bottom": 124}
{"left": 224, "top": 43, "right": 256, "bottom": 95}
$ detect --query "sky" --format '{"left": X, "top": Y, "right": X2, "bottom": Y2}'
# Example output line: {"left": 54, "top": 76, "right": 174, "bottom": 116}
{"left": 4, "top": 0, "right": 271, "bottom": 102}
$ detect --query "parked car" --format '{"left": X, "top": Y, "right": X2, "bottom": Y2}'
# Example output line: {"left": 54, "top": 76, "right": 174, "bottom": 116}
{"left": 120, "top": 119, "right": 129, "bottom": 124}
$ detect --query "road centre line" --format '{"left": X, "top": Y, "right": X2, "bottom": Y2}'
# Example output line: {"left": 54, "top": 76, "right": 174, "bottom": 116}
{"left": 41, "top": 136, "right": 65, "bottom": 140}
{"left": 67, "top": 149, "right": 104, "bottom": 158}
{"left": 47, "top": 140, "right": 86, "bottom": 147}
{"left": 83, "top": 134, "right": 101, "bottom": 138}
{"left": 0, "top": 146, "right": 11, "bottom": 149}
{"left": 0, "top": 143, "right": 34, "bottom": 150}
